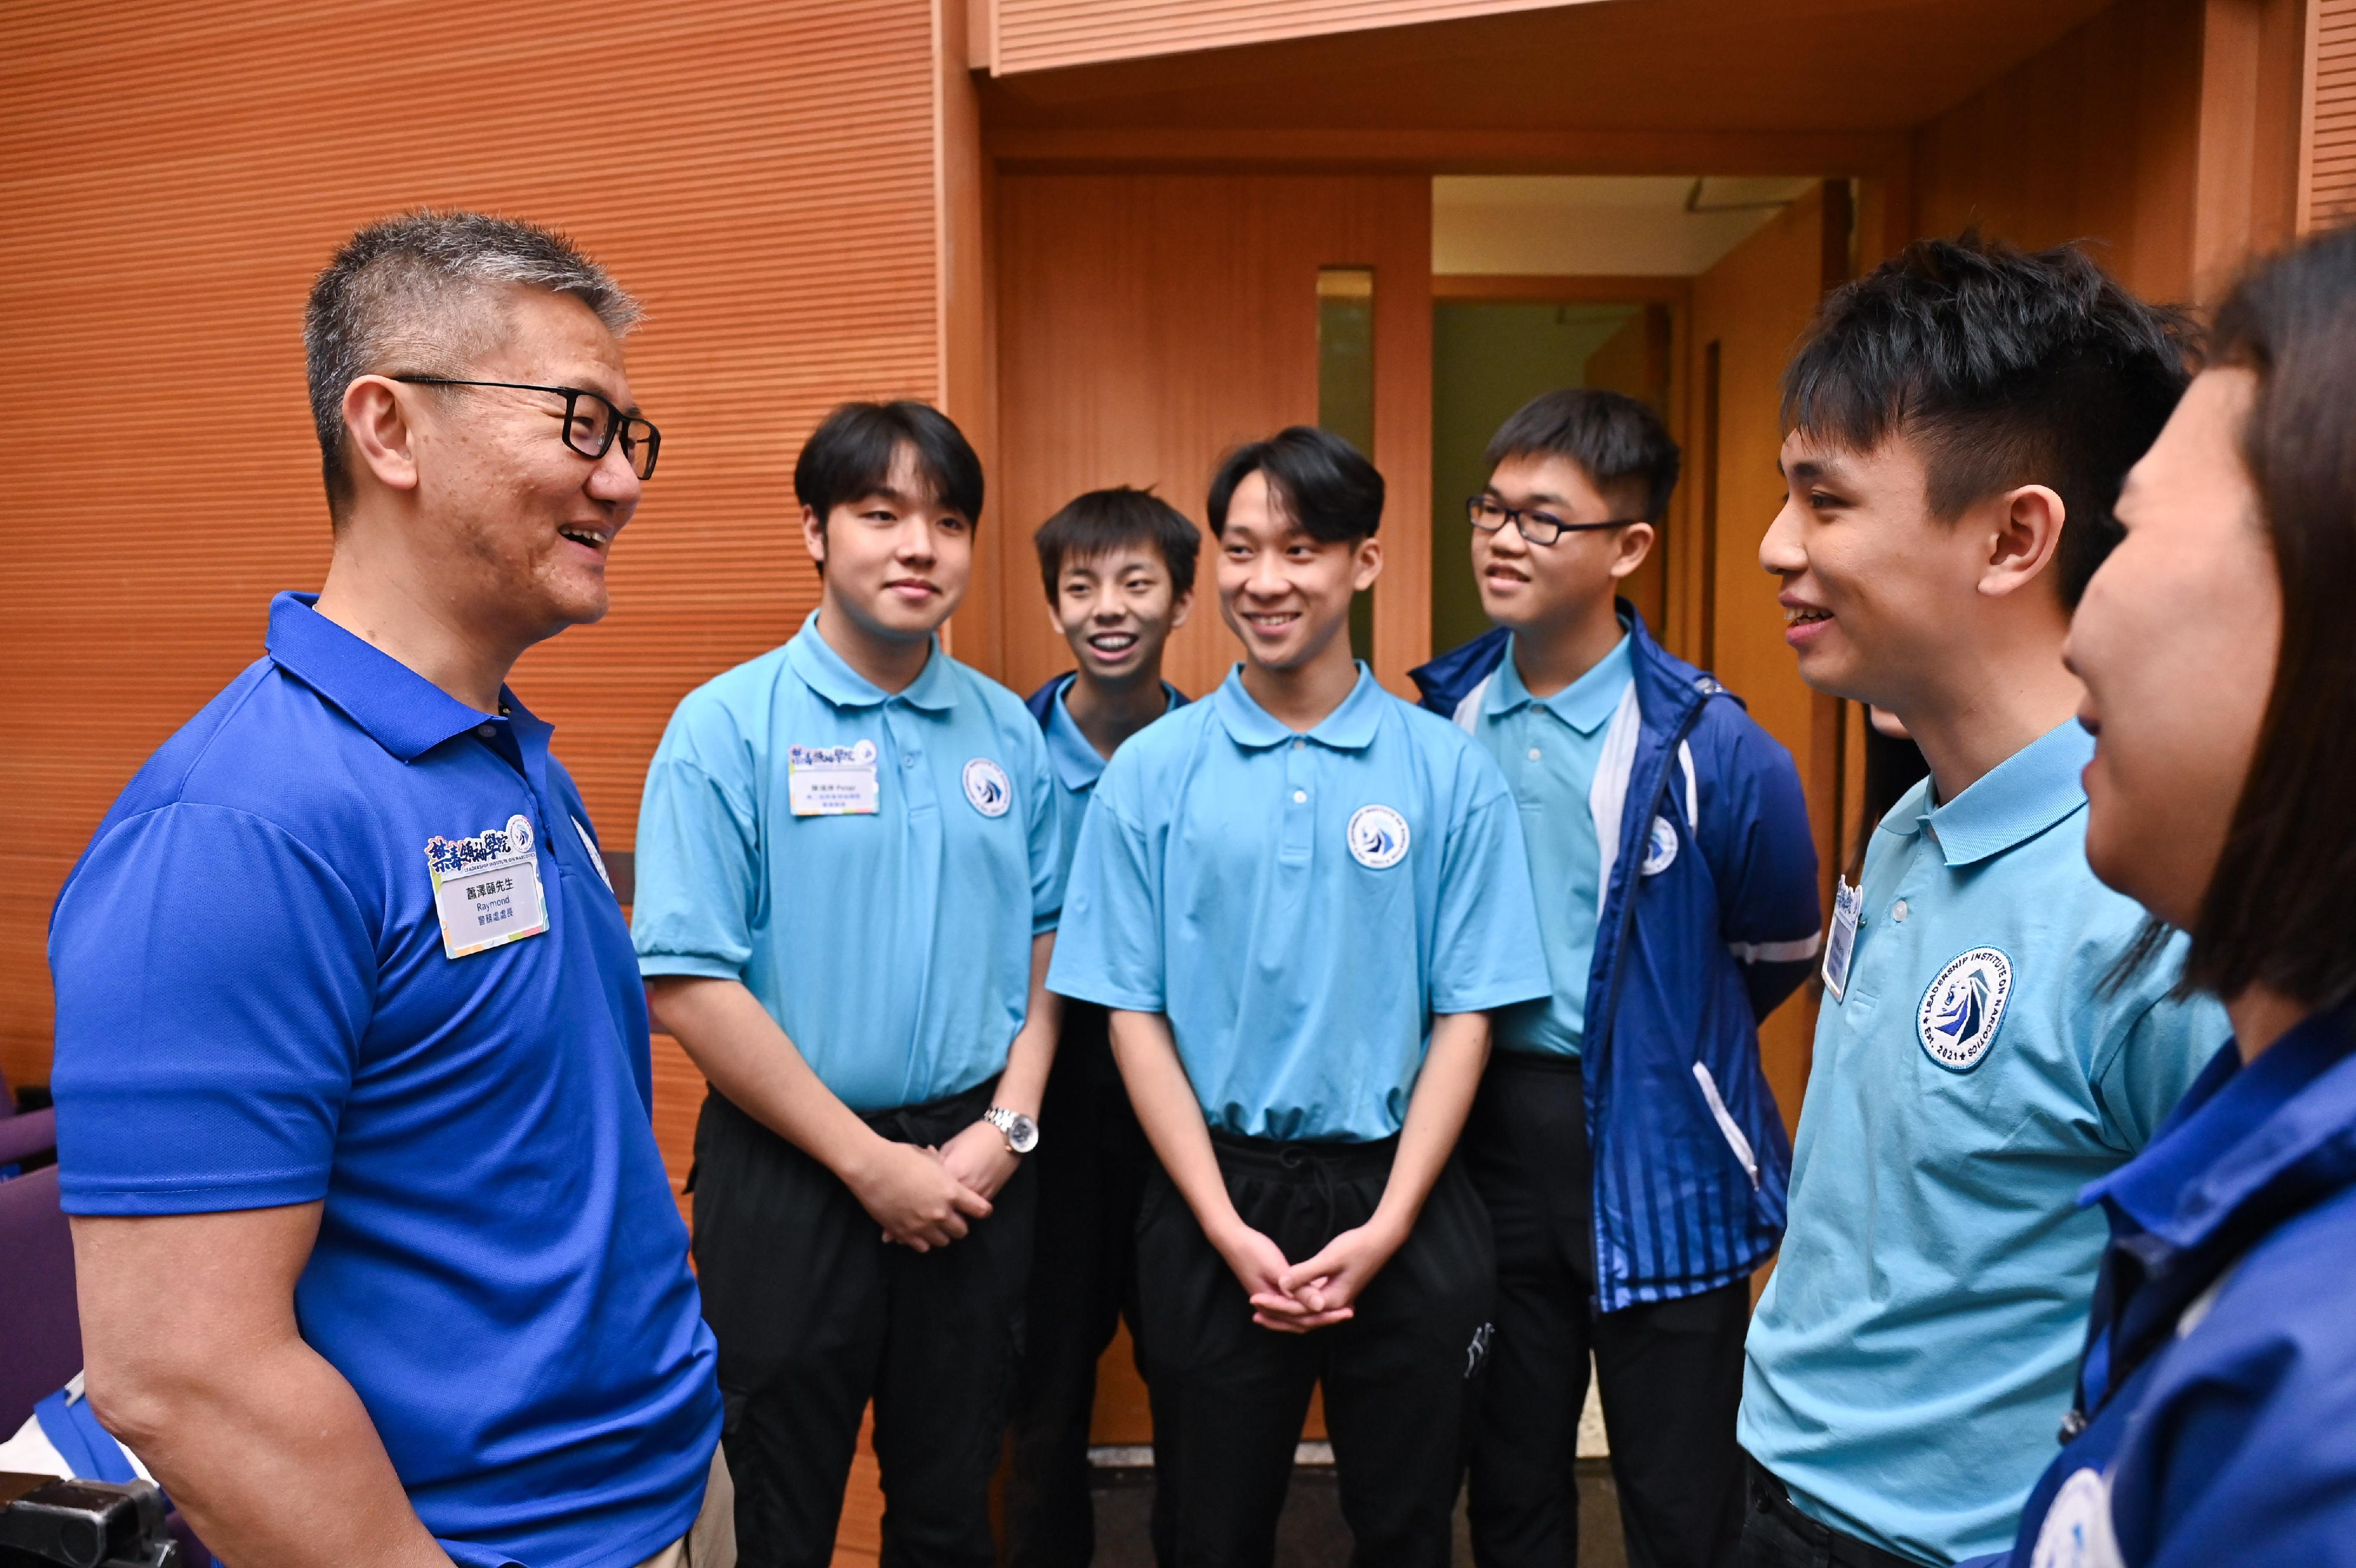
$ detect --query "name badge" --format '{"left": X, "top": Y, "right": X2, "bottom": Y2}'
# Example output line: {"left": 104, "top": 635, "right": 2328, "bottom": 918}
{"left": 425, "top": 815, "right": 551, "bottom": 959}
{"left": 789, "top": 739, "right": 881, "bottom": 816}
{"left": 1822, "top": 878, "right": 1862, "bottom": 1003}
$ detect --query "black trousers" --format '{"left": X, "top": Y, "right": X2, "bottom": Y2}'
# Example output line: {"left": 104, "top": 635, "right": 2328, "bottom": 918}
{"left": 1735, "top": 1458, "right": 1930, "bottom": 1568}
{"left": 691, "top": 1081, "right": 1035, "bottom": 1568}
{"left": 1464, "top": 1050, "right": 1751, "bottom": 1568}
{"left": 1003, "top": 1008, "right": 1152, "bottom": 1567}
{"left": 1134, "top": 1129, "right": 1496, "bottom": 1568}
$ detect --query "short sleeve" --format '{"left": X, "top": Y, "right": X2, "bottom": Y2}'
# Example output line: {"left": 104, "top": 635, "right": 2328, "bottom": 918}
{"left": 1430, "top": 755, "right": 1554, "bottom": 1015}
{"left": 49, "top": 803, "right": 373, "bottom": 1215}
{"left": 2091, "top": 955, "right": 2232, "bottom": 1152}
{"left": 1044, "top": 759, "right": 1163, "bottom": 1012}
{"left": 631, "top": 697, "right": 760, "bottom": 981}
{"left": 1019, "top": 719, "right": 1064, "bottom": 935}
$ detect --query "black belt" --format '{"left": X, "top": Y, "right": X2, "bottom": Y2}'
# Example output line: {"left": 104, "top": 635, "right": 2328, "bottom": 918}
{"left": 1746, "top": 1458, "right": 1932, "bottom": 1568}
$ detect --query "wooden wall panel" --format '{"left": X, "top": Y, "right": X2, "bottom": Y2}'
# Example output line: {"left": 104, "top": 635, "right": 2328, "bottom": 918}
{"left": 2308, "top": 0, "right": 2356, "bottom": 226}
{"left": 984, "top": 0, "right": 1592, "bottom": 76}
{"left": 1911, "top": 0, "right": 2208, "bottom": 303}
{"left": 990, "top": 173, "right": 1432, "bottom": 703}
{"left": 0, "top": 2, "right": 944, "bottom": 1107}
{"left": 1687, "top": 186, "right": 1842, "bottom": 1137}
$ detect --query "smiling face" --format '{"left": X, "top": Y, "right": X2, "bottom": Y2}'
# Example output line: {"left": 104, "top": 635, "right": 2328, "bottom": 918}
{"left": 1472, "top": 452, "right": 1653, "bottom": 634}
{"left": 1050, "top": 543, "right": 1191, "bottom": 686}
{"left": 1759, "top": 426, "right": 1999, "bottom": 712}
{"left": 2067, "top": 369, "right": 2279, "bottom": 928}
{"left": 804, "top": 441, "right": 974, "bottom": 645}
{"left": 399, "top": 286, "right": 643, "bottom": 642}
{"left": 1215, "top": 470, "right": 1379, "bottom": 674}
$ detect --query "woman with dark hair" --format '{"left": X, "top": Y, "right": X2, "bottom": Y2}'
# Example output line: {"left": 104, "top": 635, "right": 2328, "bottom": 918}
{"left": 1992, "top": 226, "right": 2356, "bottom": 1566}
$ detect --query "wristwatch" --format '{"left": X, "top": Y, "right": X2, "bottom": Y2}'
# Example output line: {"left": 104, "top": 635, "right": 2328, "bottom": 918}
{"left": 983, "top": 1106, "right": 1040, "bottom": 1155}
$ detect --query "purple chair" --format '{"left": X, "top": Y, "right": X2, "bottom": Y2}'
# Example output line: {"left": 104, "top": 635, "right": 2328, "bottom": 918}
{"left": 0, "top": 1165, "right": 81, "bottom": 1431}
{"left": 0, "top": 1107, "right": 56, "bottom": 1178}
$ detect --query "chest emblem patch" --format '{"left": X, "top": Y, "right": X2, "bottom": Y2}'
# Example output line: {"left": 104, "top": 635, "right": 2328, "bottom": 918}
{"left": 1640, "top": 815, "right": 1679, "bottom": 875}
{"left": 1918, "top": 946, "right": 2013, "bottom": 1070}
{"left": 962, "top": 757, "right": 1012, "bottom": 818}
{"left": 1348, "top": 804, "right": 1411, "bottom": 869}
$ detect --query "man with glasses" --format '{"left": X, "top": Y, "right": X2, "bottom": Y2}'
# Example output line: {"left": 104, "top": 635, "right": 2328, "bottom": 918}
{"left": 1409, "top": 389, "right": 1820, "bottom": 1568}
{"left": 49, "top": 211, "right": 727, "bottom": 1568}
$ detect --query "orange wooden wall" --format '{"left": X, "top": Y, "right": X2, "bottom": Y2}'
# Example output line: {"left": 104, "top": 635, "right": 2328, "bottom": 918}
{"left": 0, "top": 1, "right": 951, "bottom": 1096}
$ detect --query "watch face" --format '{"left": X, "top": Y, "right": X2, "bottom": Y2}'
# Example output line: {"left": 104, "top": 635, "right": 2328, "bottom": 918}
{"left": 1008, "top": 1114, "right": 1039, "bottom": 1153}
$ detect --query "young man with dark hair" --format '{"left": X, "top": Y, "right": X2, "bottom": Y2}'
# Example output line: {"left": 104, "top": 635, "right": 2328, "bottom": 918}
{"left": 1411, "top": 388, "right": 1821, "bottom": 1568}
{"left": 1050, "top": 427, "right": 1552, "bottom": 1567}
{"left": 1005, "top": 487, "right": 1199, "bottom": 1567}
{"left": 633, "top": 401, "right": 1064, "bottom": 1568}
{"left": 1739, "top": 236, "right": 2232, "bottom": 1568}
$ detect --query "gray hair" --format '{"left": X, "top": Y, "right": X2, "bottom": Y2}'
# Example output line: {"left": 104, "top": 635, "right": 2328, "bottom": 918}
{"left": 303, "top": 209, "right": 640, "bottom": 516}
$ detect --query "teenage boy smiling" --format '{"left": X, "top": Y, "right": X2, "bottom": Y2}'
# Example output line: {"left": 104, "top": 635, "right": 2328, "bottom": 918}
{"left": 1738, "top": 237, "right": 2231, "bottom": 1568}
{"left": 1411, "top": 390, "right": 1819, "bottom": 1568}
{"left": 1007, "top": 488, "right": 1198, "bottom": 1568}
{"left": 634, "top": 402, "right": 1063, "bottom": 1568}
{"left": 1051, "top": 428, "right": 1551, "bottom": 1567}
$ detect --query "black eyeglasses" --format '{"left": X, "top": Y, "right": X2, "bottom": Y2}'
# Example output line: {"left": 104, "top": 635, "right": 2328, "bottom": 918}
{"left": 1467, "top": 495, "right": 1644, "bottom": 546}
{"left": 393, "top": 377, "right": 661, "bottom": 480}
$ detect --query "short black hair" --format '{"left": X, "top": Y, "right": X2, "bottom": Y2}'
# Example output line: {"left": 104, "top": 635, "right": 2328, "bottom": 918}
{"left": 793, "top": 401, "right": 984, "bottom": 528}
{"left": 1206, "top": 425, "right": 1384, "bottom": 541}
{"left": 1034, "top": 487, "right": 1202, "bottom": 603}
{"left": 1781, "top": 231, "right": 2193, "bottom": 606}
{"left": 1485, "top": 388, "right": 1681, "bottom": 522}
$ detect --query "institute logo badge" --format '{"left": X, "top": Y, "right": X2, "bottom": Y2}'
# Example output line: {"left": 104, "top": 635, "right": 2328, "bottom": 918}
{"left": 1640, "top": 814, "right": 1679, "bottom": 875}
{"left": 1347, "top": 804, "right": 1411, "bottom": 869}
{"left": 962, "top": 757, "right": 1012, "bottom": 818}
{"left": 2029, "top": 1468, "right": 2125, "bottom": 1568}
{"left": 1918, "top": 947, "right": 2013, "bottom": 1070}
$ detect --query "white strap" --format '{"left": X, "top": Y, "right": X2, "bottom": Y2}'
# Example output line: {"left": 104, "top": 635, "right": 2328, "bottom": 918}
{"left": 1729, "top": 931, "right": 1822, "bottom": 965}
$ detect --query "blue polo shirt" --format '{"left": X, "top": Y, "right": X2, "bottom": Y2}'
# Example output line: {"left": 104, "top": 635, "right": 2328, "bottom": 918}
{"left": 1040, "top": 673, "right": 1184, "bottom": 869}
{"left": 48, "top": 593, "right": 721, "bottom": 1568}
{"left": 632, "top": 613, "right": 1061, "bottom": 1112}
{"left": 1466, "top": 631, "right": 1633, "bottom": 1058}
{"left": 1048, "top": 664, "right": 1551, "bottom": 1142}
{"left": 1739, "top": 720, "right": 2229, "bottom": 1566}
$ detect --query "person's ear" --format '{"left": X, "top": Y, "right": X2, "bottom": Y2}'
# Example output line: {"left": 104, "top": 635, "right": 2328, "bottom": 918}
{"left": 1978, "top": 485, "right": 2066, "bottom": 601}
{"left": 342, "top": 376, "right": 420, "bottom": 497}
{"left": 1169, "top": 586, "right": 1194, "bottom": 632}
{"left": 1607, "top": 521, "right": 1658, "bottom": 582}
{"left": 1351, "top": 536, "right": 1385, "bottom": 593}
{"left": 801, "top": 504, "right": 828, "bottom": 571}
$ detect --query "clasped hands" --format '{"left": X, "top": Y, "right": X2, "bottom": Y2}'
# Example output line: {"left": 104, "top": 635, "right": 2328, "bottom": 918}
{"left": 846, "top": 1122, "right": 1020, "bottom": 1251}
{"left": 1213, "top": 1216, "right": 1407, "bottom": 1334}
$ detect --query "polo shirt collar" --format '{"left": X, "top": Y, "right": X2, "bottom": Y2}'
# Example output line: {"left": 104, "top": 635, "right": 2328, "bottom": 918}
{"left": 264, "top": 591, "right": 503, "bottom": 763}
{"left": 784, "top": 610, "right": 957, "bottom": 713}
{"left": 2089, "top": 1004, "right": 2356, "bottom": 1256}
{"left": 1485, "top": 630, "right": 1633, "bottom": 736}
{"left": 1899, "top": 719, "right": 2094, "bottom": 868}
{"left": 1044, "top": 675, "right": 1181, "bottom": 793}
{"left": 1212, "top": 662, "right": 1385, "bottom": 751}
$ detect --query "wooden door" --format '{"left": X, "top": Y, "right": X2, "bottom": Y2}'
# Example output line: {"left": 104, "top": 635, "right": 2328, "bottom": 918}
{"left": 984, "top": 171, "right": 1433, "bottom": 702}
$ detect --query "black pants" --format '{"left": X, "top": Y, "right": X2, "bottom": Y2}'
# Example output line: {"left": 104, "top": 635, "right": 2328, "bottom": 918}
{"left": 1735, "top": 1458, "right": 1930, "bottom": 1568}
{"left": 691, "top": 1081, "right": 1035, "bottom": 1568}
{"left": 1464, "top": 1050, "right": 1751, "bottom": 1568}
{"left": 1003, "top": 1008, "right": 1151, "bottom": 1567}
{"left": 1134, "top": 1129, "right": 1495, "bottom": 1568}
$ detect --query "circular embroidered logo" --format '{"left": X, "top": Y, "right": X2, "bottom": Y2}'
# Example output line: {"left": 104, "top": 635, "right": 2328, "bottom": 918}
{"left": 2029, "top": 1467, "right": 2124, "bottom": 1568}
{"left": 851, "top": 739, "right": 878, "bottom": 765}
{"left": 1918, "top": 947, "right": 2013, "bottom": 1071}
{"left": 504, "top": 814, "right": 534, "bottom": 854}
{"left": 1640, "top": 815, "right": 1679, "bottom": 875}
{"left": 962, "top": 757, "right": 1012, "bottom": 818}
{"left": 1347, "top": 804, "right": 1411, "bottom": 869}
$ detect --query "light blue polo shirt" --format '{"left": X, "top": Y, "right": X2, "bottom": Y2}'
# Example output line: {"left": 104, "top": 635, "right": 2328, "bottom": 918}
{"left": 1048, "top": 664, "right": 1552, "bottom": 1142}
{"left": 1468, "top": 632, "right": 1633, "bottom": 1057}
{"left": 633, "top": 612, "right": 1061, "bottom": 1112}
{"left": 1043, "top": 674, "right": 1182, "bottom": 869}
{"left": 50, "top": 594, "right": 720, "bottom": 1568}
{"left": 1739, "top": 720, "right": 2229, "bottom": 1566}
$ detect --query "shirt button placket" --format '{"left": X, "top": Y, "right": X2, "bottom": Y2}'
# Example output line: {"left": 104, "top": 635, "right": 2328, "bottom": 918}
{"left": 1282, "top": 741, "right": 1315, "bottom": 862}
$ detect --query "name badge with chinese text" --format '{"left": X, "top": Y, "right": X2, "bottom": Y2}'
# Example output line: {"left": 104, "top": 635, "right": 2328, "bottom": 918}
{"left": 425, "top": 814, "right": 550, "bottom": 959}
{"left": 789, "top": 740, "right": 881, "bottom": 816}
{"left": 1822, "top": 878, "right": 1862, "bottom": 1003}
